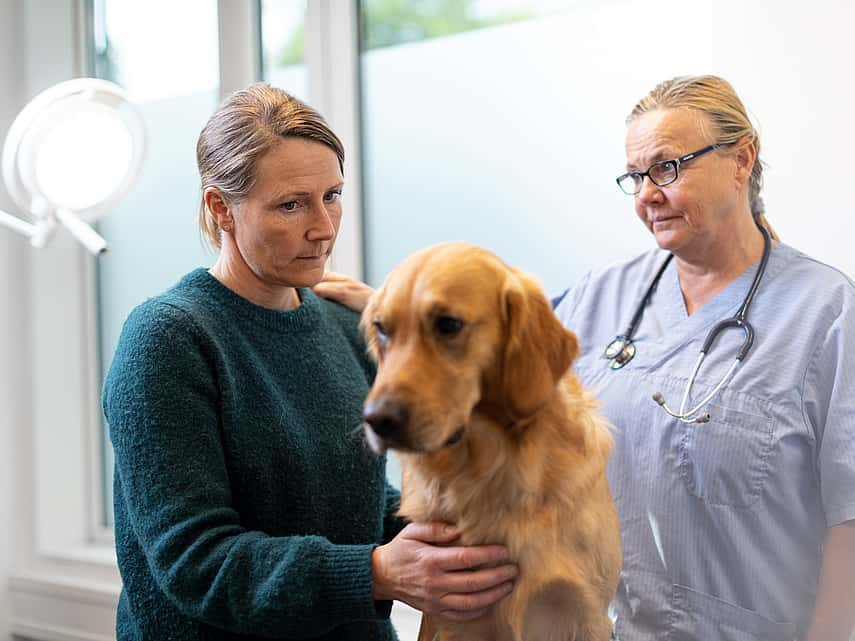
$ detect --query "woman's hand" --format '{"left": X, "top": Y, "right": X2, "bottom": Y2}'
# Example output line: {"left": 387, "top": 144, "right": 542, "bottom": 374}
{"left": 371, "top": 522, "right": 518, "bottom": 622}
{"left": 313, "top": 271, "right": 374, "bottom": 312}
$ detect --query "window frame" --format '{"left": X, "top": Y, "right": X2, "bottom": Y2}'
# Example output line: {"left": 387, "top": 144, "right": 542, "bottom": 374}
{"left": 10, "top": 0, "right": 123, "bottom": 634}
{"left": 9, "top": 2, "right": 368, "bottom": 640}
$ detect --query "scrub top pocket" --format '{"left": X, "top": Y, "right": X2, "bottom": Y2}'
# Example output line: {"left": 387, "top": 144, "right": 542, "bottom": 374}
{"left": 674, "top": 393, "right": 776, "bottom": 509}
{"left": 667, "top": 584, "right": 797, "bottom": 641}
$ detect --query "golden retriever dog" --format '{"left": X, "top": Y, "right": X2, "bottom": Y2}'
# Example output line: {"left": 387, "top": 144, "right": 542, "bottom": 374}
{"left": 361, "top": 243, "right": 621, "bottom": 641}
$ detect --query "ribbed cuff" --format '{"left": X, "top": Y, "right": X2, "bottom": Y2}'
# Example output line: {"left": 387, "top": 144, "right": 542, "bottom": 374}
{"left": 320, "top": 544, "right": 391, "bottom": 623}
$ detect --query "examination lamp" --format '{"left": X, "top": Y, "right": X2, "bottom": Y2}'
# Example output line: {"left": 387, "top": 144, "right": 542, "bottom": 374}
{"left": 0, "top": 78, "right": 145, "bottom": 255}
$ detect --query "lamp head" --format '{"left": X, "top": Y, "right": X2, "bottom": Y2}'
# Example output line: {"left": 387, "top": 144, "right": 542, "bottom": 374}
{"left": 1, "top": 78, "right": 145, "bottom": 254}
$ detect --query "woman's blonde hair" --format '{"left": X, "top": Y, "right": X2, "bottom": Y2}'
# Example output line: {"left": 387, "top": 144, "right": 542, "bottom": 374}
{"left": 196, "top": 83, "right": 345, "bottom": 250}
{"left": 628, "top": 75, "right": 777, "bottom": 240}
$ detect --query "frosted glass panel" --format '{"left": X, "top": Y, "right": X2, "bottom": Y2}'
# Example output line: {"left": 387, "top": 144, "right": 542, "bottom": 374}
{"left": 261, "top": 0, "right": 309, "bottom": 101}
{"left": 362, "top": 0, "right": 576, "bottom": 49}
{"left": 361, "top": 0, "right": 855, "bottom": 298}
{"left": 97, "top": 92, "right": 220, "bottom": 373}
{"left": 360, "top": 9, "right": 653, "bottom": 294}
{"left": 93, "top": 0, "right": 219, "bottom": 102}
{"left": 93, "top": 0, "right": 222, "bottom": 527}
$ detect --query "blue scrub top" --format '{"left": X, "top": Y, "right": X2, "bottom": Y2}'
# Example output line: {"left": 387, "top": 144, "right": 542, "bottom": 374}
{"left": 554, "top": 242, "right": 855, "bottom": 641}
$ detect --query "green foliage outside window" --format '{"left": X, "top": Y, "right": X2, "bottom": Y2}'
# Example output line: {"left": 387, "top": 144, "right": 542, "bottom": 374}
{"left": 275, "top": 0, "right": 532, "bottom": 68}
{"left": 362, "top": 0, "right": 530, "bottom": 50}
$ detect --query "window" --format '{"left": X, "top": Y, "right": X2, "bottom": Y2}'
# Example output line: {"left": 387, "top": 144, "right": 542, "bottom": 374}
{"left": 359, "top": 0, "right": 652, "bottom": 296}
{"left": 362, "top": 0, "right": 575, "bottom": 50}
{"left": 261, "top": 0, "right": 309, "bottom": 101}
{"left": 12, "top": 2, "right": 361, "bottom": 636}
{"left": 92, "top": 0, "right": 223, "bottom": 529}
{"left": 7, "top": 1, "right": 267, "bottom": 637}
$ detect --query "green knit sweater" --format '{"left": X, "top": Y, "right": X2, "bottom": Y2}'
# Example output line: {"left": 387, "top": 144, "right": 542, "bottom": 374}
{"left": 103, "top": 268, "right": 404, "bottom": 641}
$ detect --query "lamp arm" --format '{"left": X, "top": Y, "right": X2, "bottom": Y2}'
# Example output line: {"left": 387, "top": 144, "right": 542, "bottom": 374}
{"left": 0, "top": 208, "right": 37, "bottom": 238}
{"left": 55, "top": 208, "right": 108, "bottom": 255}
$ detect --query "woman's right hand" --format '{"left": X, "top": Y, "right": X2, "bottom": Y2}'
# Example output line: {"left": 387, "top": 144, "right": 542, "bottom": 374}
{"left": 371, "top": 522, "right": 518, "bottom": 622}
{"left": 312, "top": 270, "right": 373, "bottom": 312}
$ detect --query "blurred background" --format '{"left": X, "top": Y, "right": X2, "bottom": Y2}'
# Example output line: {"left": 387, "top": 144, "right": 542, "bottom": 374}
{"left": 1, "top": 1, "right": 852, "bottom": 639}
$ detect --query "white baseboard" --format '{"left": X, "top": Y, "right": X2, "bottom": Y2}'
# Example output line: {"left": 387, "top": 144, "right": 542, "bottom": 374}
{"left": 9, "top": 574, "right": 117, "bottom": 641}
{"left": 9, "top": 571, "right": 423, "bottom": 641}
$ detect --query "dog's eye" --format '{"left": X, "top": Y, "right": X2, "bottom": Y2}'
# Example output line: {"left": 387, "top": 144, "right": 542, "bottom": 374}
{"left": 434, "top": 315, "right": 464, "bottom": 337}
{"left": 373, "top": 319, "right": 389, "bottom": 341}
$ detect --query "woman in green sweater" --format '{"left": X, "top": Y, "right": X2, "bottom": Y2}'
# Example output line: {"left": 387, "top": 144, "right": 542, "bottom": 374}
{"left": 103, "top": 84, "right": 517, "bottom": 641}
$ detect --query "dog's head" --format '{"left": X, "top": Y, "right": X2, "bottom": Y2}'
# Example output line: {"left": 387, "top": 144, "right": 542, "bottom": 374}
{"left": 361, "top": 242, "right": 578, "bottom": 455}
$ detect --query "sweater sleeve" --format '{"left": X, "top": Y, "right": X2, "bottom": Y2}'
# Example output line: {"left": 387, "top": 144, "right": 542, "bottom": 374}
{"left": 104, "top": 302, "right": 388, "bottom": 638}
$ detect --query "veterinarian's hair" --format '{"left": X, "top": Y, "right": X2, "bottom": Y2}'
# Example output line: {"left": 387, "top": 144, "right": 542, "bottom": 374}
{"left": 628, "top": 75, "right": 777, "bottom": 240}
{"left": 196, "top": 83, "right": 345, "bottom": 250}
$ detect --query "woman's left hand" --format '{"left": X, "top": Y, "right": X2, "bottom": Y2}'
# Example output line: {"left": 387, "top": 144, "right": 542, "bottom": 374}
{"left": 313, "top": 270, "right": 374, "bottom": 312}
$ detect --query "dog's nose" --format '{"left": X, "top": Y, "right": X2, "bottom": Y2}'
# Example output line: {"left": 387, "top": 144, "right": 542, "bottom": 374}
{"left": 363, "top": 397, "right": 409, "bottom": 438}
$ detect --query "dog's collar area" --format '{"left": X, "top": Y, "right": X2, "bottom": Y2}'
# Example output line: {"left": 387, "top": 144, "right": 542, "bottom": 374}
{"left": 473, "top": 400, "right": 535, "bottom": 435}
{"left": 504, "top": 386, "right": 561, "bottom": 433}
{"left": 442, "top": 427, "right": 465, "bottom": 448}
{"left": 476, "top": 398, "right": 547, "bottom": 435}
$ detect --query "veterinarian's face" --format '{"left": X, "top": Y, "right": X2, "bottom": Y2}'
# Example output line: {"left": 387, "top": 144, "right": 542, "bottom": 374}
{"left": 362, "top": 248, "right": 506, "bottom": 453}
{"left": 626, "top": 108, "right": 745, "bottom": 257}
{"left": 229, "top": 138, "right": 343, "bottom": 289}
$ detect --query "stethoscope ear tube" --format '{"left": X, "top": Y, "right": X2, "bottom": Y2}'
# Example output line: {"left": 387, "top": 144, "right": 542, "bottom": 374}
{"left": 701, "top": 318, "right": 754, "bottom": 361}
{"left": 606, "top": 222, "right": 772, "bottom": 422}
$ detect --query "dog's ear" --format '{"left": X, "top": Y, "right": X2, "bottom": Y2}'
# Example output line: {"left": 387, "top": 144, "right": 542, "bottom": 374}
{"left": 360, "top": 285, "right": 384, "bottom": 362}
{"left": 501, "top": 269, "right": 579, "bottom": 420}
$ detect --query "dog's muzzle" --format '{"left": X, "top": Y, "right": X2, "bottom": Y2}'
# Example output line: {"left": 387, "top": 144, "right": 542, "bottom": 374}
{"left": 362, "top": 396, "right": 466, "bottom": 454}
{"left": 363, "top": 396, "right": 409, "bottom": 455}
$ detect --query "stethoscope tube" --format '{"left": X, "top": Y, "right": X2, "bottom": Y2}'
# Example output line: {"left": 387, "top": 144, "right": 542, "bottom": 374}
{"left": 604, "top": 219, "right": 772, "bottom": 424}
{"left": 604, "top": 255, "right": 673, "bottom": 370}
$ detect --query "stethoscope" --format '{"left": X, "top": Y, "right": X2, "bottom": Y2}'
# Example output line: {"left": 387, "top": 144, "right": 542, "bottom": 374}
{"left": 603, "top": 220, "right": 772, "bottom": 424}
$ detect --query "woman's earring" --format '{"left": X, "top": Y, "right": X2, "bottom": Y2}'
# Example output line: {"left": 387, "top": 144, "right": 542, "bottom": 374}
{"left": 221, "top": 221, "right": 232, "bottom": 232}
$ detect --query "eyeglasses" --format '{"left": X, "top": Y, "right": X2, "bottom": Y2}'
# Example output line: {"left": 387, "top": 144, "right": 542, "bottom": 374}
{"left": 616, "top": 144, "right": 721, "bottom": 195}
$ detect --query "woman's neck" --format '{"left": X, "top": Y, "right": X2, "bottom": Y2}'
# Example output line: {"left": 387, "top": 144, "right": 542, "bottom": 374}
{"left": 674, "top": 220, "right": 769, "bottom": 316}
{"left": 209, "top": 250, "right": 300, "bottom": 312}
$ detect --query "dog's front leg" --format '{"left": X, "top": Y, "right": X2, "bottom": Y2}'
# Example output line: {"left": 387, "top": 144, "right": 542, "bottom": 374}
{"left": 417, "top": 615, "right": 439, "bottom": 641}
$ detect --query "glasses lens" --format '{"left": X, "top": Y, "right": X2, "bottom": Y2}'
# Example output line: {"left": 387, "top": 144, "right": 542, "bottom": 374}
{"left": 649, "top": 160, "right": 677, "bottom": 186}
{"left": 617, "top": 174, "right": 641, "bottom": 195}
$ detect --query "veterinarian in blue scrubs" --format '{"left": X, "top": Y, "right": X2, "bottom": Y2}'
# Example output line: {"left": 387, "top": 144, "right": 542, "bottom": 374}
{"left": 553, "top": 75, "right": 855, "bottom": 641}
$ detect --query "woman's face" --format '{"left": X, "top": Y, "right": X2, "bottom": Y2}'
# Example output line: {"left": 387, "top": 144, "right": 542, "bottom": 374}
{"left": 625, "top": 108, "right": 745, "bottom": 257}
{"left": 228, "top": 137, "right": 343, "bottom": 292}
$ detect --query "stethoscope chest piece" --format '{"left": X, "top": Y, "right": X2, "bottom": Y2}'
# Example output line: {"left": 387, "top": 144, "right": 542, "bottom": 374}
{"left": 604, "top": 336, "right": 636, "bottom": 369}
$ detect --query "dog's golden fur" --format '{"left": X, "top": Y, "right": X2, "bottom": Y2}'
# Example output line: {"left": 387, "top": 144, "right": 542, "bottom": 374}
{"left": 362, "top": 243, "right": 620, "bottom": 641}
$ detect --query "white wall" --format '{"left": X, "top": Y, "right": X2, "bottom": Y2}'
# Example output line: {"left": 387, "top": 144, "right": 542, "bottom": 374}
{"left": 0, "top": 0, "right": 28, "bottom": 639}
{"left": 362, "top": 0, "right": 855, "bottom": 295}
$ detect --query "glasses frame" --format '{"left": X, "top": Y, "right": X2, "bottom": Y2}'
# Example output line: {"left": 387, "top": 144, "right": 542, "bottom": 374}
{"left": 616, "top": 143, "right": 721, "bottom": 195}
